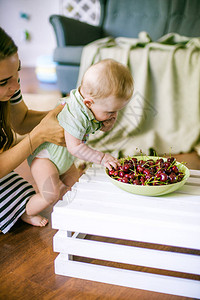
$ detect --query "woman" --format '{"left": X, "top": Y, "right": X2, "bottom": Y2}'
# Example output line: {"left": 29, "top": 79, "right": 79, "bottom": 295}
{"left": 0, "top": 27, "right": 65, "bottom": 233}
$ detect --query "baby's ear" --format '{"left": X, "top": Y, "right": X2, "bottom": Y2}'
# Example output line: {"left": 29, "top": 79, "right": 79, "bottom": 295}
{"left": 83, "top": 98, "right": 94, "bottom": 108}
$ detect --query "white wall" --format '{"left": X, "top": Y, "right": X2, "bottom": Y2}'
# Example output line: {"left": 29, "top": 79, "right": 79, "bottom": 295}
{"left": 0, "top": 0, "right": 60, "bottom": 66}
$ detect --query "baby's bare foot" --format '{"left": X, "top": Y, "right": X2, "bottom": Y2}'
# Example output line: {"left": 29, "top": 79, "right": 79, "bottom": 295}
{"left": 21, "top": 213, "right": 48, "bottom": 227}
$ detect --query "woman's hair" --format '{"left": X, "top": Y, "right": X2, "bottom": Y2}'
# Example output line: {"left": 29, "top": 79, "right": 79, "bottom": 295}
{"left": 81, "top": 59, "right": 134, "bottom": 101}
{"left": 0, "top": 27, "right": 18, "bottom": 151}
{"left": 0, "top": 27, "right": 18, "bottom": 60}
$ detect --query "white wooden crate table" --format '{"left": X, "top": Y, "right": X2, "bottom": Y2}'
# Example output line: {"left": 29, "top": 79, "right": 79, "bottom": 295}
{"left": 51, "top": 166, "right": 200, "bottom": 298}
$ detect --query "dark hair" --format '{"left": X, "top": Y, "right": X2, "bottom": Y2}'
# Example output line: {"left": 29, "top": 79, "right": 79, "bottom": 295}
{"left": 0, "top": 27, "right": 18, "bottom": 60}
{"left": 0, "top": 27, "right": 18, "bottom": 151}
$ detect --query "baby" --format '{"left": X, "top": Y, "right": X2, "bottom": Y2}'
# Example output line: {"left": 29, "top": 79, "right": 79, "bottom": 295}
{"left": 26, "top": 59, "right": 134, "bottom": 225}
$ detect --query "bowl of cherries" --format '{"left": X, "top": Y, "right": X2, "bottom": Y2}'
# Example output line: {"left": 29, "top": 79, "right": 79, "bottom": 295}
{"left": 106, "top": 156, "right": 190, "bottom": 196}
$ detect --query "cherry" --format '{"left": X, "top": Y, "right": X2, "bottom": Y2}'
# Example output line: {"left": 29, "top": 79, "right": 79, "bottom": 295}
{"left": 160, "top": 173, "right": 168, "bottom": 182}
{"left": 149, "top": 167, "right": 155, "bottom": 174}
{"left": 156, "top": 158, "right": 164, "bottom": 164}
{"left": 168, "top": 172, "right": 177, "bottom": 183}
{"left": 140, "top": 177, "right": 145, "bottom": 185}
{"left": 167, "top": 157, "right": 176, "bottom": 164}
{"left": 128, "top": 173, "right": 135, "bottom": 180}
{"left": 109, "top": 170, "right": 115, "bottom": 176}
{"left": 132, "top": 158, "right": 137, "bottom": 163}
{"left": 128, "top": 160, "right": 134, "bottom": 166}
{"left": 143, "top": 169, "right": 151, "bottom": 176}
{"left": 165, "top": 168, "right": 172, "bottom": 175}
{"left": 155, "top": 165, "right": 161, "bottom": 171}
{"left": 178, "top": 172, "right": 184, "bottom": 181}
{"left": 179, "top": 172, "right": 184, "bottom": 179}
{"left": 122, "top": 164, "right": 130, "bottom": 172}
{"left": 172, "top": 165, "right": 179, "bottom": 174}
{"left": 146, "top": 159, "right": 154, "bottom": 165}
{"left": 122, "top": 177, "right": 129, "bottom": 183}
{"left": 137, "top": 165, "right": 144, "bottom": 173}
{"left": 132, "top": 179, "right": 140, "bottom": 185}
{"left": 138, "top": 160, "right": 145, "bottom": 165}
{"left": 164, "top": 162, "right": 171, "bottom": 169}
{"left": 119, "top": 171, "right": 125, "bottom": 178}
{"left": 145, "top": 174, "right": 153, "bottom": 180}
{"left": 155, "top": 171, "right": 162, "bottom": 178}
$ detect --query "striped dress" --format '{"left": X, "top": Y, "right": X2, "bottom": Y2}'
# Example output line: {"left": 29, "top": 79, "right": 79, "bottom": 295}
{"left": 0, "top": 86, "right": 36, "bottom": 233}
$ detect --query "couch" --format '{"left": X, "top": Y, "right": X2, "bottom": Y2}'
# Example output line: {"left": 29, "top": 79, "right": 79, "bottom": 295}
{"left": 49, "top": 0, "right": 200, "bottom": 157}
{"left": 49, "top": 0, "right": 200, "bottom": 95}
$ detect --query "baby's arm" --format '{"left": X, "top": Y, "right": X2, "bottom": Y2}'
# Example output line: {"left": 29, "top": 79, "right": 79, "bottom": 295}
{"left": 65, "top": 131, "right": 119, "bottom": 170}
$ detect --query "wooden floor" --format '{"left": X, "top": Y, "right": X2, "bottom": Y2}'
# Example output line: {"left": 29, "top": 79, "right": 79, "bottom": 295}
{"left": 1, "top": 68, "right": 200, "bottom": 300}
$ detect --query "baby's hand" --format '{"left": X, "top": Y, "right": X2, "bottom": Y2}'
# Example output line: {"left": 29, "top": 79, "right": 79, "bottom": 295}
{"left": 100, "top": 153, "right": 119, "bottom": 170}
{"left": 101, "top": 118, "right": 116, "bottom": 132}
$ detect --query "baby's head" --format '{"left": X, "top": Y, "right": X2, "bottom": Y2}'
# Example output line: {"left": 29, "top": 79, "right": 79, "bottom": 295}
{"left": 80, "top": 59, "right": 134, "bottom": 124}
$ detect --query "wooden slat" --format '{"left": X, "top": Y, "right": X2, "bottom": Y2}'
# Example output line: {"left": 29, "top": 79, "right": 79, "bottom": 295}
{"left": 189, "top": 169, "right": 200, "bottom": 176}
{"left": 63, "top": 184, "right": 200, "bottom": 218}
{"left": 55, "top": 256, "right": 200, "bottom": 298}
{"left": 53, "top": 231, "right": 200, "bottom": 275}
{"left": 64, "top": 187, "right": 200, "bottom": 209}
{"left": 52, "top": 208, "right": 200, "bottom": 249}
{"left": 60, "top": 197, "right": 200, "bottom": 227}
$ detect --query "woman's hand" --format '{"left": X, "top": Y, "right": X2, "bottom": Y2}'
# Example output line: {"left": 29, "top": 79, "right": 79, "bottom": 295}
{"left": 35, "top": 104, "right": 65, "bottom": 146}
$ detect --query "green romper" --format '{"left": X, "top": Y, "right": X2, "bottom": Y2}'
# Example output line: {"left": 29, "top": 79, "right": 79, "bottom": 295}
{"left": 27, "top": 89, "right": 102, "bottom": 175}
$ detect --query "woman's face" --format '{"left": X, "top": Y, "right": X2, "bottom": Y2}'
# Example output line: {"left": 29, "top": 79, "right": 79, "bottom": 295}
{"left": 0, "top": 53, "right": 20, "bottom": 102}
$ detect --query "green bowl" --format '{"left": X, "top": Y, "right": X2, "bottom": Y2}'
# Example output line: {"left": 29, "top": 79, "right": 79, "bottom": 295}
{"left": 105, "top": 156, "right": 190, "bottom": 196}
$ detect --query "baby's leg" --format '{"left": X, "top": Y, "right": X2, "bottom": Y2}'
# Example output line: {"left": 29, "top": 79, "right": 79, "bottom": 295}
{"left": 21, "top": 213, "right": 48, "bottom": 227}
{"left": 25, "top": 158, "right": 69, "bottom": 224}
{"left": 60, "top": 163, "right": 80, "bottom": 191}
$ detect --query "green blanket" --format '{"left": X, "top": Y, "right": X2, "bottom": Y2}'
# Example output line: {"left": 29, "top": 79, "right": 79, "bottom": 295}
{"left": 77, "top": 32, "right": 200, "bottom": 157}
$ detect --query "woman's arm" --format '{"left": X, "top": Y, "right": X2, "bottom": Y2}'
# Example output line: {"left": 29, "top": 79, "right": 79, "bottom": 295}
{"left": 10, "top": 100, "right": 48, "bottom": 134}
{"left": 0, "top": 104, "right": 65, "bottom": 178}
{"left": 0, "top": 130, "right": 41, "bottom": 178}
{"left": 65, "top": 131, "right": 119, "bottom": 170}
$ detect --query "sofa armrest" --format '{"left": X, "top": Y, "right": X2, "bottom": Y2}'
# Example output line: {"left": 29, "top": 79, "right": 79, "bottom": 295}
{"left": 53, "top": 46, "right": 83, "bottom": 65}
{"left": 49, "top": 14, "right": 103, "bottom": 46}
